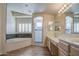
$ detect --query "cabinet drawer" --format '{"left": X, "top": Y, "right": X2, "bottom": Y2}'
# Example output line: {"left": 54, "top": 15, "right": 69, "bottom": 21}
{"left": 58, "top": 40, "right": 69, "bottom": 52}
{"left": 58, "top": 47, "right": 69, "bottom": 56}
{"left": 70, "top": 45, "right": 79, "bottom": 56}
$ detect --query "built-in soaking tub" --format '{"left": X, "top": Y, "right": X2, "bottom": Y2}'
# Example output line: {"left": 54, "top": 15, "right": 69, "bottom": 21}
{"left": 6, "top": 34, "right": 32, "bottom": 52}
{"left": 6, "top": 38, "right": 32, "bottom": 52}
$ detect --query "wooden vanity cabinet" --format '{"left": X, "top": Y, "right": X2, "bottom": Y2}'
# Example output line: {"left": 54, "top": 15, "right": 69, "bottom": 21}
{"left": 46, "top": 37, "right": 58, "bottom": 56}
{"left": 70, "top": 45, "right": 79, "bottom": 56}
{"left": 46, "top": 36, "right": 79, "bottom": 56}
{"left": 58, "top": 40, "right": 70, "bottom": 56}
{"left": 58, "top": 39, "right": 79, "bottom": 56}
{"left": 50, "top": 41, "right": 58, "bottom": 56}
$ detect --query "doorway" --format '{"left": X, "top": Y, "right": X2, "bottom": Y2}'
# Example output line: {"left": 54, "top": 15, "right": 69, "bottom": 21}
{"left": 34, "top": 16, "right": 43, "bottom": 44}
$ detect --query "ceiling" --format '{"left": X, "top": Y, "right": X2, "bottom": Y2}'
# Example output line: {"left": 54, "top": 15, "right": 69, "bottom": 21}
{"left": 25, "top": 3, "right": 64, "bottom": 14}
{"left": 66, "top": 3, "right": 79, "bottom": 14}
{"left": 7, "top": 3, "right": 79, "bottom": 15}
{"left": 7, "top": 3, "right": 64, "bottom": 15}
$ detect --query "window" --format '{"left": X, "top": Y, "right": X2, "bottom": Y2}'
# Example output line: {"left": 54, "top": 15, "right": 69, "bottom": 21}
{"left": 36, "top": 23, "right": 42, "bottom": 27}
{"left": 65, "top": 16, "right": 72, "bottom": 33}
{"left": 74, "top": 17, "right": 79, "bottom": 33}
{"left": 19, "top": 24, "right": 22, "bottom": 32}
{"left": 25, "top": 24, "right": 28, "bottom": 32}
{"left": 22, "top": 24, "right": 25, "bottom": 32}
{"left": 16, "top": 18, "right": 32, "bottom": 33}
{"left": 28, "top": 24, "right": 32, "bottom": 32}
{"left": 18, "top": 23, "right": 32, "bottom": 33}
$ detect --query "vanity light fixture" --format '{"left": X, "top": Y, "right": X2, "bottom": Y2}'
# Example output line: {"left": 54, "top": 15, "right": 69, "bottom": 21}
{"left": 58, "top": 3, "right": 73, "bottom": 14}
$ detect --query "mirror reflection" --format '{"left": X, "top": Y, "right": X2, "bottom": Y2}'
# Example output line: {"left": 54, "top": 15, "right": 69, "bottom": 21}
{"left": 65, "top": 3, "right": 79, "bottom": 34}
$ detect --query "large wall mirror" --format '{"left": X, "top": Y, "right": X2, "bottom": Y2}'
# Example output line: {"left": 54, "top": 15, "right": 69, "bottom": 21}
{"left": 65, "top": 15, "right": 79, "bottom": 34}
{"left": 65, "top": 3, "right": 79, "bottom": 34}
{"left": 73, "top": 16, "right": 79, "bottom": 33}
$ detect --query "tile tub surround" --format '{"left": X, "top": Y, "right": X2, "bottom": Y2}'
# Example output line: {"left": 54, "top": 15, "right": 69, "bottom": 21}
{"left": 16, "top": 34, "right": 32, "bottom": 38}
{"left": 6, "top": 34, "right": 16, "bottom": 39}
{"left": 6, "top": 33, "right": 32, "bottom": 39}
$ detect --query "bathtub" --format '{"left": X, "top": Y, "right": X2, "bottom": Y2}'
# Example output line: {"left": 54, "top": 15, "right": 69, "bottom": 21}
{"left": 6, "top": 38, "right": 32, "bottom": 52}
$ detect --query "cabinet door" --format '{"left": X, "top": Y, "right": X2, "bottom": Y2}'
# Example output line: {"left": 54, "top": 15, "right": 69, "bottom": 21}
{"left": 50, "top": 42, "right": 58, "bottom": 56}
{"left": 47, "top": 39, "right": 51, "bottom": 51}
{"left": 70, "top": 45, "right": 79, "bottom": 56}
{"left": 58, "top": 47, "right": 69, "bottom": 56}
{"left": 58, "top": 49, "right": 66, "bottom": 56}
{"left": 58, "top": 40, "right": 70, "bottom": 56}
{"left": 58, "top": 41, "right": 69, "bottom": 52}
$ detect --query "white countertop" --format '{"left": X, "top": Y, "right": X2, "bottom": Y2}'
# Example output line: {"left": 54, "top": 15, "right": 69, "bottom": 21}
{"left": 59, "top": 36, "right": 79, "bottom": 47}
{"left": 47, "top": 35, "right": 59, "bottom": 43}
{"left": 47, "top": 34, "right": 79, "bottom": 47}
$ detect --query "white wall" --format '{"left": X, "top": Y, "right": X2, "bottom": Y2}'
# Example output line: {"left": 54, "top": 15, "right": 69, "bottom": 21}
{"left": 43, "top": 14, "right": 54, "bottom": 46}
{"left": 7, "top": 8, "right": 16, "bottom": 34}
{"left": 0, "top": 3, "right": 7, "bottom": 55}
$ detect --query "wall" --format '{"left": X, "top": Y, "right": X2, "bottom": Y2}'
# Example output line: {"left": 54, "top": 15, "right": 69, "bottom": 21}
{"left": 54, "top": 13, "right": 66, "bottom": 36}
{"left": 0, "top": 3, "right": 7, "bottom": 55}
{"left": 43, "top": 14, "right": 54, "bottom": 46}
{"left": 7, "top": 7, "right": 16, "bottom": 34}
{"left": 32, "top": 13, "right": 54, "bottom": 46}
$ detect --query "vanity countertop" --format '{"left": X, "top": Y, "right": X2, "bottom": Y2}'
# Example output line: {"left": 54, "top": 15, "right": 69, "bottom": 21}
{"left": 47, "top": 35, "right": 59, "bottom": 43}
{"left": 59, "top": 36, "right": 79, "bottom": 48}
{"left": 47, "top": 35, "right": 59, "bottom": 47}
{"left": 47, "top": 34, "right": 79, "bottom": 47}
